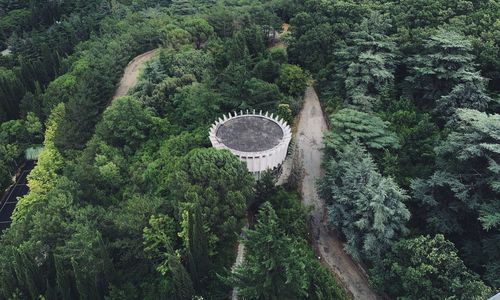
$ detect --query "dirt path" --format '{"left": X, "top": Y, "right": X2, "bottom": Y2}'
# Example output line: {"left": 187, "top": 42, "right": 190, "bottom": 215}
{"left": 113, "top": 49, "right": 157, "bottom": 99}
{"left": 297, "top": 87, "right": 381, "bottom": 300}
{"left": 231, "top": 227, "right": 246, "bottom": 300}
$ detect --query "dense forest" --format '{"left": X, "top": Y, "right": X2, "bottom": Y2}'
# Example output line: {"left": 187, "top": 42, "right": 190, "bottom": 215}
{"left": 0, "top": 0, "right": 498, "bottom": 299}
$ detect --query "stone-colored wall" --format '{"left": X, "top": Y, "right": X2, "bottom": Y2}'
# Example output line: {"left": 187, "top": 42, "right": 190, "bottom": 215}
{"left": 209, "top": 110, "right": 292, "bottom": 174}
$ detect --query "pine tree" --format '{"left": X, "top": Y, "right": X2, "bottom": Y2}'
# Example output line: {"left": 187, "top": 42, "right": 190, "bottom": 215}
{"left": 324, "top": 108, "right": 400, "bottom": 156}
{"left": 143, "top": 214, "right": 195, "bottom": 299}
{"left": 229, "top": 202, "right": 308, "bottom": 299}
{"left": 54, "top": 254, "right": 72, "bottom": 300}
{"left": 170, "top": 0, "right": 197, "bottom": 15}
{"left": 342, "top": 12, "right": 396, "bottom": 112}
{"left": 411, "top": 109, "right": 500, "bottom": 287}
{"left": 407, "top": 29, "right": 491, "bottom": 118}
{"left": 13, "top": 248, "right": 43, "bottom": 299}
{"left": 436, "top": 73, "right": 492, "bottom": 123}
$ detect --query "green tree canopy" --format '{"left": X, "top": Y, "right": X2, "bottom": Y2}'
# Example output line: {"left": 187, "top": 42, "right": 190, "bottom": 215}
{"left": 320, "top": 142, "right": 410, "bottom": 262}
{"left": 277, "top": 64, "right": 311, "bottom": 97}
{"left": 228, "top": 202, "right": 308, "bottom": 299}
{"left": 370, "top": 234, "right": 492, "bottom": 300}
{"left": 411, "top": 109, "right": 500, "bottom": 286}
{"left": 324, "top": 108, "right": 400, "bottom": 156}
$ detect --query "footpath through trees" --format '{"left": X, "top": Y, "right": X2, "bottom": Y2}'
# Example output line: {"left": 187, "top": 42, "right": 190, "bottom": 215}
{"left": 297, "top": 87, "right": 381, "bottom": 300}
{"left": 113, "top": 49, "right": 157, "bottom": 99}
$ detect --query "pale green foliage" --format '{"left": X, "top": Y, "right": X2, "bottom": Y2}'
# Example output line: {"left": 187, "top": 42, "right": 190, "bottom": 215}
{"left": 13, "top": 104, "right": 65, "bottom": 222}
{"left": 229, "top": 202, "right": 308, "bottom": 299}
{"left": 277, "top": 64, "right": 311, "bottom": 96}
{"left": 320, "top": 142, "right": 410, "bottom": 262}
{"left": 324, "top": 108, "right": 400, "bottom": 154}
{"left": 371, "top": 234, "right": 492, "bottom": 300}
{"left": 143, "top": 214, "right": 176, "bottom": 275}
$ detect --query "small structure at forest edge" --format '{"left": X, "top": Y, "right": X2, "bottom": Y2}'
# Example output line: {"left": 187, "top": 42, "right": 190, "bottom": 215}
{"left": 209, "top": 110, "right": 292, "bottom": 176}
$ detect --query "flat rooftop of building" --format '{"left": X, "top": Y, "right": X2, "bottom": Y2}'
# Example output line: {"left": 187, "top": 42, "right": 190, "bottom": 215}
{"left": 216, "top": 116, "right": 284, "bottom": 152}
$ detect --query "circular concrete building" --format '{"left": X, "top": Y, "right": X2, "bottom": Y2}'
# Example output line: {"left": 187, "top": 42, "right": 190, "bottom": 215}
{"left": 209, "top": 110, "right": 292, "bottom": 175}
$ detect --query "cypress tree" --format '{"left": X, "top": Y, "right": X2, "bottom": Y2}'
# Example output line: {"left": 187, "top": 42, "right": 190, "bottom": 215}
{"left": 168, "top": 254, "right": 195, "bottom": 300}
{"left": 54, "top": 254, "right": 72, "bottom": 300}
{"left": 185, "top": 202, "right": 209, "bottom": 292}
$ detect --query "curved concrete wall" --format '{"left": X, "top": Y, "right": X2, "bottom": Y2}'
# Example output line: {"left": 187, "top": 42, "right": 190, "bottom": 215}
{"left": 209, "top": 110, "right": 292, "bottom": 174}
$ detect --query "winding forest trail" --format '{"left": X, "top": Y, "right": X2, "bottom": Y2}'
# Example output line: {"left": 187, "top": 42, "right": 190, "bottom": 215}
{"left": 113, "top": 49, "right": 157, "bottom": 99}
{"left": 297, "top": 87, "right": 381, "bottom": 300}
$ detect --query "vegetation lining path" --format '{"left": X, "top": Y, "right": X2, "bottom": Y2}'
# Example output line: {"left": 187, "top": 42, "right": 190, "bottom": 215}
{"left": 297, "top": 87, "right": 381, "bottom": 300}
{"left": 113, "top": 49, "right": 157, "bottom": 99}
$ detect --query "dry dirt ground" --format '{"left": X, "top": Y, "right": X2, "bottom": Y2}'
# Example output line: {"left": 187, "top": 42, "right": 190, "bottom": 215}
{"left": 297, "top": 87, "right": 381, "bottom": 300}
{"left": 113, "top": 49, "right": 157, "bottom": 99}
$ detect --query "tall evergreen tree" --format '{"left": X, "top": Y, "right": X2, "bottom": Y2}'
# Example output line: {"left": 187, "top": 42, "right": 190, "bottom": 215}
{"left": 343, "top": 12, "right": 396, "bottom": 111}
{"left": 320, "top": 142, "right": 410, "bottom": 262}
{"left": 408, "top": 29, "right": 491, "bottom": 118}
{"left": 436, "top": 73, "right": 492, "bottom": 123}
{"left": 411, "top": 109, "right": 500, "bottom": 287}
{"left": 167, "top": 254, "right": 195, "bottom": 300}
{"left": 184, "top": 201, "right": 209, "bottom": 292}
{"left": 324, "top": 108, "right": 400, "bottom": 156}
{"left": 229, "top": 202, "right": 308, "bottom": 299}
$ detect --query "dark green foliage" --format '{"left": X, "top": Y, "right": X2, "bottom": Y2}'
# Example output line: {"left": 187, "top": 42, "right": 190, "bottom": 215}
{"left": 370, "top": 234, "right": 492, "bottom": 299}
{"left": 338, "top": 12, "right": 397, "bottom": 112}
{"left": 170, "top": 148, "right": 254, "bottom": 244}
{"left": 290, "top": 0, "right": 499, "bottom": 292}
{"left": 185, "top": 203, "right": 210, "bottom": 292}
{"left": 380, "top": 97, "right": 439, "bottom": 186}
{"left": 407, "top": 29, "right": 491, "bottom": 114}
{"left": 95, "top": 97, "right": 161, "bottom": 153}
{"left": 1, "top": 0, "right": 497, "bottom": 297}
{"left": 167, "top": 255, "right": 195, "bottom": 300}
{"left": 253, "top": 170, "right": 277, "bottom": 208}
{"left": 411, "top": 109, "right": 500, "bottom": 286}
{"left": 229, "top": 189, "right": 347, "bottom": 300}
{"left": 228, "top": 202, "right": 309, "bottom": 299}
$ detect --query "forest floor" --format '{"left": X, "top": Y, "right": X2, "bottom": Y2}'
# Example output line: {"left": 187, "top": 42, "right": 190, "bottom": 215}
{"left": 297, "top": 87, "right": 381, "bottom": 300}
{"left": 113, "top": 49, "right": 157, "bottom": 99}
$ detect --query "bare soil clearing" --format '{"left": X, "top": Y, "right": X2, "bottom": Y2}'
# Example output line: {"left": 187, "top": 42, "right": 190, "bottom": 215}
{"left": 297, "top": 87, "right": 381, "bottom": 300}
{"left": 113, "top": 49, "right": 157, "bottom": 99}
